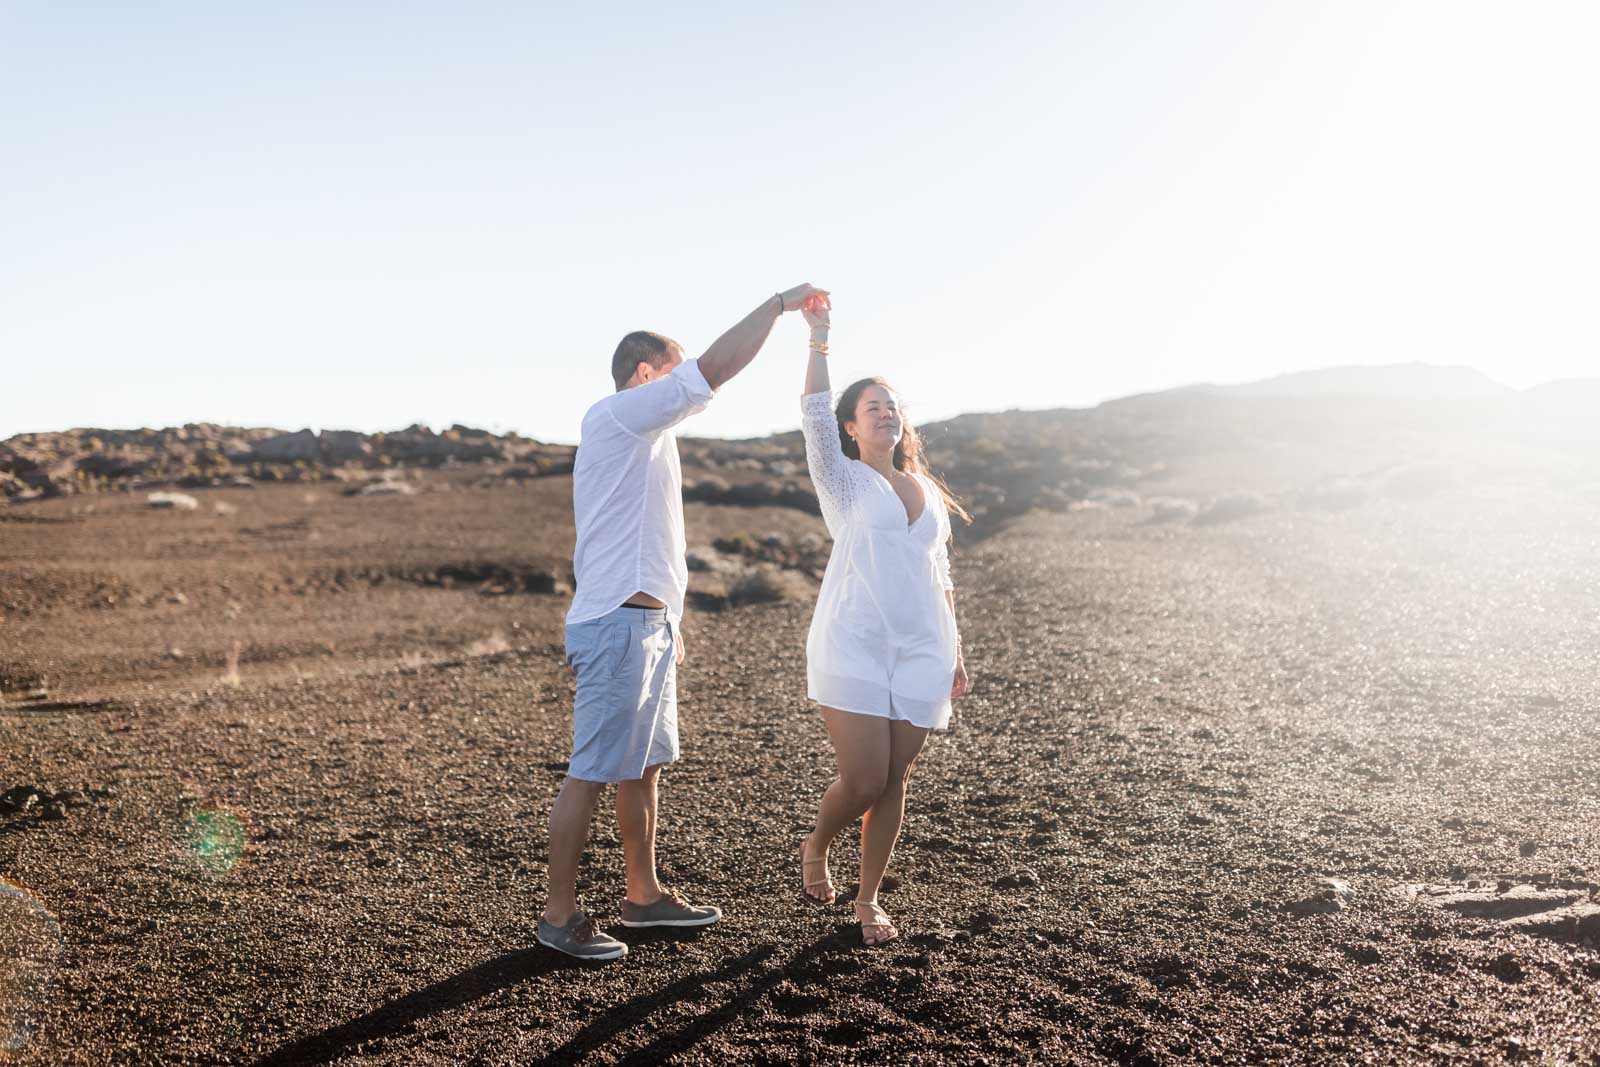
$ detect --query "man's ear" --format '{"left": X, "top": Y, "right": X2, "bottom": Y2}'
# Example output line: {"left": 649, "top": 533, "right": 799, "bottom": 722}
{"left": 635, "top": 360, "right": 655, "bottom": 385}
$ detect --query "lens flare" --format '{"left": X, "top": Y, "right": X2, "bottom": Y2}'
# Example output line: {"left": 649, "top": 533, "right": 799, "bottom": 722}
{"left": 0, "top": 878, "right": 63, "bottom": 1053}
{"left": 185, "top": 807, "right": 250, "bottom": 874}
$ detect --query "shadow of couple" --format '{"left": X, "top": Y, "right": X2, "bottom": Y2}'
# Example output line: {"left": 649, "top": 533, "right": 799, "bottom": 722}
{"left": 250, "top": 926, "right": 845, "bottom": 1065}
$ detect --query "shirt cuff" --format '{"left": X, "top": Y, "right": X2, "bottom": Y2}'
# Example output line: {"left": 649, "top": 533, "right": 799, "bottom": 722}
{"left": 675, "top": 358, "right": 716, "bottom": 402}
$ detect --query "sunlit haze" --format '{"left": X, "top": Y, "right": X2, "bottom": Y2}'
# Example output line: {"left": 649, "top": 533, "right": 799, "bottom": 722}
{"left": 4, "top": 1, "right": 1596, "bottom": 442}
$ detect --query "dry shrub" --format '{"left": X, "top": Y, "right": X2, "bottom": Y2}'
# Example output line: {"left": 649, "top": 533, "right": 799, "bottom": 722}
{"left": 728, "top": 565, "right": 812, "bottom": 607}
{"left": 221, "top": 641, "right": 242, "bottom": 689}
{"left": 1147, "top": 497, "right": 1198, "bottom": 523}
{"left": 465, "top": 632, "right": 511, "bottom": 657}
{"left": 1299, "top": 479, "right": 1368, "bottom": 512}
{"left": 1194, "top": 492, "right": 1266, "bottom": 526}
{"left": 1379, "top": 463, "right": 1455, "bottom": 500}
{"left": 1088, "top": 487, "right": 1141, "bottom": 508}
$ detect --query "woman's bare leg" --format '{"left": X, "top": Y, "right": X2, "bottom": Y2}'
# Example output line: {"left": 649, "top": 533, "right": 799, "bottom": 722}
{"left": 857, "top": 720, "right": 929, "bottom": 939}
{"left": 804, "top": 707, "right": 891, "bottom": 900}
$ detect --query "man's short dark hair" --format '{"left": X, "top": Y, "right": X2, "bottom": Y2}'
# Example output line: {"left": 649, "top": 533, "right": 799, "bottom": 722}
{"left": 611, "top": 331, "right": 679, "bottom": 390}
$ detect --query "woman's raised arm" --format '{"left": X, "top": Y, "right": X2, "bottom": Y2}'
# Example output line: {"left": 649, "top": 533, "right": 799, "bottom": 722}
{"left": 803, "top": 294, "right": 831, "bottom": 395}
{"left": 798, "top": 295, "right": 854, "bottom": 533}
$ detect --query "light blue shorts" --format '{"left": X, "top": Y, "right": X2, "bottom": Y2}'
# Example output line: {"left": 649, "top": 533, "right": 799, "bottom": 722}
{"left": 564, "top": 605, "right": 678, "bottom": 783}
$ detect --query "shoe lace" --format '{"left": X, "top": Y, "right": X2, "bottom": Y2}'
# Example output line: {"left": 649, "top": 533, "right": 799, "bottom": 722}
{"left": 572, "top": 915, "right": 598, "bottom": 943}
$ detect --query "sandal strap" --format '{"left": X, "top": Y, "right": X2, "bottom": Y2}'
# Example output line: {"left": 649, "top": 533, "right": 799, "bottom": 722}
{"left": 800, "top": 841, "right": 834, "bottom": 890}
{"left": 854, "top": 900, "right": 893, "bottom": 926}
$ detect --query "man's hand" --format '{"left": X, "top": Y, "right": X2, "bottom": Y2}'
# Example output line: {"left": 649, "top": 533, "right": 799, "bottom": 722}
{"left": 778, "top": 283, "right": 829, "bottom": 313}
{"left": 699, "top": 285, "right": 831, "bottom": 390}
{"left": 801, "top": 293, "right": 831, "bottom": 329}
{"left": 675, "top": 628, "right": 686, "bottom": 667}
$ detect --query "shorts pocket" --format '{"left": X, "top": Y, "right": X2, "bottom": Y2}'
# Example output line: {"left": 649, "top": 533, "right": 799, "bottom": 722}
{"left": 568, "top": 618, "right": 635, "bottom": 678}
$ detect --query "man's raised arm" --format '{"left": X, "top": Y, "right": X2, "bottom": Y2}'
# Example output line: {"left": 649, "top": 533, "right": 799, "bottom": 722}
{"left": 698, "top": 283, "right": 828, "bottom": 390}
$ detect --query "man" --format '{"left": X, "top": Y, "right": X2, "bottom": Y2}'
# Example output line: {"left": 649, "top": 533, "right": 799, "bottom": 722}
{"left": 537, "top": 282, "right": 829, "bottom": 961}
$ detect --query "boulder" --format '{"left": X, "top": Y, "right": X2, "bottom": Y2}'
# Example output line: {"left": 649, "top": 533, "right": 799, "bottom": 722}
{"left": 319, "top": 430, "right": 372, "bottom": 464}
{"left": 253, "top": 429, "right": 320, "bottom": 463}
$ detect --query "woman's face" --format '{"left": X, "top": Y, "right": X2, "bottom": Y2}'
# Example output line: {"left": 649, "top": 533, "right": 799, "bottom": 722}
{"left": 847, "top": 384, "right": 904, "bottom": 454}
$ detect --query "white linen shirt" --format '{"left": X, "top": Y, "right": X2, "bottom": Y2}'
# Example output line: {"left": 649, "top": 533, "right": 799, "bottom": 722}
{"left": 566, "top": 358, "right": 716, "bottom": 627}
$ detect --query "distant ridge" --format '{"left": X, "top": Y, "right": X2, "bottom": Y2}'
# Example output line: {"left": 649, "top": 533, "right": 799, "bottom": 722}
{"left": 1518, "top": 377, "right": 1600, "bottom": 417}
{"left": 1189, "top": 362, "right": 1510, "bottom": 401}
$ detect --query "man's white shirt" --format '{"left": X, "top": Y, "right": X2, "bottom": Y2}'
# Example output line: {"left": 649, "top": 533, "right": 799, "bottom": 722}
{"left": 566, "top": 359, "right": 716, "bottom": 626}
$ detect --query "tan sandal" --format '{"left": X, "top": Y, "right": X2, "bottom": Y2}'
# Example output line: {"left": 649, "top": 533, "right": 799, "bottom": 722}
{"left": 855, "top": 899, "right": 898, "bottom": 946}
{"left": 800, "top": 837, "right": 836, "bottom": 904}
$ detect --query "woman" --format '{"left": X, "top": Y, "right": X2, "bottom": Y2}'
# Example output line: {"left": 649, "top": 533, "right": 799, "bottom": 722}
{"left": 795, "top": 295, "right": 971, "bottom": 946}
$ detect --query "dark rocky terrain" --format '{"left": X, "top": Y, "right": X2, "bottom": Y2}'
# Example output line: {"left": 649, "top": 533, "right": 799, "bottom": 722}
{"left": 3, "top": 374, "right": 1600, "bottom": 1064}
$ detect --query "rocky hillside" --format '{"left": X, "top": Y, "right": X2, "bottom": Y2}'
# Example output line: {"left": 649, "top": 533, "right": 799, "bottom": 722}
{"left": 0, "top": 424, "right": 577, "bottom": 501}
{"left": 8, "top": 367, "right": 1600, "bottom": 540}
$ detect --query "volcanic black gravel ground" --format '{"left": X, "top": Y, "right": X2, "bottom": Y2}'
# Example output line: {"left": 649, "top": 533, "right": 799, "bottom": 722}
{"left": 3, "top": 480, "right": 1600, "bottom": 1065}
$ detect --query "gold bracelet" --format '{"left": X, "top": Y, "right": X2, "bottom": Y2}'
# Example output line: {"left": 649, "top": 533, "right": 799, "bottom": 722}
{"left": 809, "top": 342, "right": 830, "bottom": 354}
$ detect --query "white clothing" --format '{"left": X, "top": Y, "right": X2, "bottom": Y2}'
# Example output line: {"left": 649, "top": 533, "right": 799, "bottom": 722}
{"left": 567, "top": 359, "right": 716, "bottom": 627}
{"left": 800, "top": 391, "right": 957, "bottom": 730}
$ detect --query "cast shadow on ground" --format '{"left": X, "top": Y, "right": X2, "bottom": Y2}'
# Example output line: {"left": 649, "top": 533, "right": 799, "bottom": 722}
{"left": 248, "top": 945, "right": 572, "bottom": 1066}
{"left": 531, "top": 931, "right": 843, "bottom": 1065}
{"left": 250, "top": 929, "right": 842, "bottom": 1066}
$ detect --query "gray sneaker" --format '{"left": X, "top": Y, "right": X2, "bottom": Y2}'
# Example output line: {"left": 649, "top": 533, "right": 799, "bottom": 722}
{"left": 619, "top": 889, "right": 722, "bottom": 928}
{"left": 536, "top": 911, "right": 627, "bottom": 961}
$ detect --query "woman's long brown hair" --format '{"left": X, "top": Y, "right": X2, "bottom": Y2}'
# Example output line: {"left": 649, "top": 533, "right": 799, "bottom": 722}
{"left": 834, "top": 377, "right": 971, "bottom": 527}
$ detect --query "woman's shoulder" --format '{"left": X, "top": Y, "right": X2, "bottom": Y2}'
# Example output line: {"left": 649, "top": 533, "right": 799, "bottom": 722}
{"left": 915, "top": 471, "right": 948, "bottom": 506}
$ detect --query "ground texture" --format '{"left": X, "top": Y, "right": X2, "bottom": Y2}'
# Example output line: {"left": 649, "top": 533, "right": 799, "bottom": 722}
{"left": 3, "top": 424, "right": 1600, "bottom": 1064}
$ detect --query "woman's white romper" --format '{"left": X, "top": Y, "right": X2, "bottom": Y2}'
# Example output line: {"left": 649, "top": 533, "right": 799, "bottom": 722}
{"left": 800, "top": 391, "right": 958, "bottom": 730}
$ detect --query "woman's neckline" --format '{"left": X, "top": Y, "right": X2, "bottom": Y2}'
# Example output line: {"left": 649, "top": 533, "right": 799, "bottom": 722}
{"left": 854, "top": 460, "right": 927, "bottom": 528}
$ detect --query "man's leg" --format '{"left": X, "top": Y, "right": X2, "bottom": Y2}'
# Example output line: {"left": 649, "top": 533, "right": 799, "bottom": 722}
{"left": 616, "top": 763, "right": 665, "bottom": 906}
{"left": 543, "top": 775, "right": 608, "bottom": 927}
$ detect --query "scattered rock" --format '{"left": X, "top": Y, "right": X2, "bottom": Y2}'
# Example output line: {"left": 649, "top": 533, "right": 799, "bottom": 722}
{"left": 146, "top": 492, "right": 199, "bottom": 511}
{"left": 1341, "top": 942, "right": 1383, "bottom": 965}
{"left": 908, "top": 928, "right": 960, "bottom": 949}
{"left": 1316, "top": 877, "right": 1355, "bottom": 898}
{"left": 1489, "top": 952, "right": 1525, "bottom": 983}
{"left": 1284, "top": 887, "right": 1347, "bottom": 915}
{"left": 967, "top": 911, "right": 1001, "bottom": 933}
{"left": 358, "top": 481, "right": 417, "bottom": 497}
{"left": 0, "top": 785, "right": 42, "bottom": 814}
{"left": 994, "top": 869, "right": 1040, "bottom": 890}
{"left": 1519, "top": 840, "right": 1538, "bottom": 858}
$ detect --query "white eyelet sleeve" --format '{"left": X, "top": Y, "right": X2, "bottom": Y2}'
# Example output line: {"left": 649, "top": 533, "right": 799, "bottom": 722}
{"left": 800, "top": 391, "right": 855, "bottom": 536}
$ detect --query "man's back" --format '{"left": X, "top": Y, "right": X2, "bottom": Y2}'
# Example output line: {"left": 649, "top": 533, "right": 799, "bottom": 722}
{"left": 566, "top": 358, "right": 715, "bottom": 626}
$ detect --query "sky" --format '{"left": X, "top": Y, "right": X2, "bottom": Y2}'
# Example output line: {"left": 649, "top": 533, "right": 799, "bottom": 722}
{"left": 3, "top": 1, "right": 1596, "bottom": 443}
